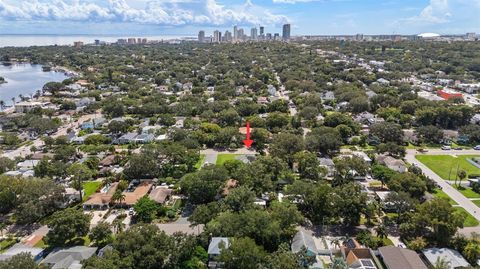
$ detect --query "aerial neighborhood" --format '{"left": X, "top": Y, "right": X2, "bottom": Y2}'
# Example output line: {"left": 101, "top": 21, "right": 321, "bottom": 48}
{"left": 1, "top": 34, "right": 480, "bottom": 269}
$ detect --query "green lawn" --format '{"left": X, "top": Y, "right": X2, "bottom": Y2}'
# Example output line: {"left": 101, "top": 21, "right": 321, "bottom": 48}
{"left": 432, "top": 189, "right": 458, "bottom": 205}
{"left": 416, "top": 155, "right": 480, "bottom": 180}
{"left": 216, "top": 154, "right": 238, "bottom": 165}
{"left": 455, "top": 207, "right": 480, "bottom": 227}
{"left": 473, "top": 200, "right": 480, "bottom": 208}
{"left": 195, "top": 155, "right": 205, "bottom": 170}
{"left": 455, "top": 186, "right": 480, "bottom": 199}
{"left": 0, "top": 238, "right": 16, "bottom": 253}
{"left": 82, "top": 181, "right": 102, "bottom": 201}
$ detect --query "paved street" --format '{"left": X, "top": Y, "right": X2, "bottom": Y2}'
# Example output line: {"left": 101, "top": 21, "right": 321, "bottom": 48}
{"left": 405, "top": 149, "right": 480, "bottom": 222}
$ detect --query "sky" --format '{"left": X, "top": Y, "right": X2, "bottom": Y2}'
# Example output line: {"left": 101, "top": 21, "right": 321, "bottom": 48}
{"left": 0, "top": 0, "right": 479, "bottom": 36}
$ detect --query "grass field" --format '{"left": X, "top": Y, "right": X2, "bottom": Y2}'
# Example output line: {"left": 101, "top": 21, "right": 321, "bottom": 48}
{"left": 432, "top": 189, "right": 458, "bottom": 205}
{"left": 416, "top": 155, "right": 480, "bottom": 180}
{"left": 455, "top": 207, "right": 480, "bottom": 227}
{"left": 455, "top": 186, "right": 480, "bottom": 199}
{"left": 195, "top": 155, "right": 205, "bottom": 170}
{"left": 216, "top": 154, "right": 238, "bottom": 165}
{"left": 82, "top": 181, "right": 102, "bottom": 201}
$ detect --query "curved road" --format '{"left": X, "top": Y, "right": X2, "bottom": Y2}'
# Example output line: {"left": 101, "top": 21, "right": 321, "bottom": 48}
{"left": 406, "top": 149, "right": 480, "bottom": 222}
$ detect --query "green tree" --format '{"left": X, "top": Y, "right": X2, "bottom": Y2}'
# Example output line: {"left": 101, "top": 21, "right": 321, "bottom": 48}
{"left": 89, "top": 221, "right": 113, "bottom": 246}
{"left": 218, "top": 237, "right": 267, "bottom": 269}
{"left": 294, "top": 151, "right": 325, "bottom": 181}
{"left": 45, "top": 208, "right": 91, "bottom": 246}
{"left": 0, "top": 253, "right": 43, "bottom": 269}
{"left": 67, "top": 163, "right": 93, "bottom": 199}
{"left": 269, "top": 133, "right": 304, "bottom": 167}
{"left": 133, "top": 196, "right": 160, "bottom": 223}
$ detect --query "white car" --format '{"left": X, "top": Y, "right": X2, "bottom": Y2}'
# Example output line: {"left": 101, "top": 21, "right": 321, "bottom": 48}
{"left": 474, "top": 145, "right": 480, "bottom": 150}
{"left": 128, "top": 208, "right": 135, "bottom": 216}
{"left": 441, "top": 145, "right": 451, "bottom": 150}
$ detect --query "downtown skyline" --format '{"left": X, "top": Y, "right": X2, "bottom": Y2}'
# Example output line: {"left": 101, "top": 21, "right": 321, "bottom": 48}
{"left": 0, "top": 0, "right": 478, "bottom": 36}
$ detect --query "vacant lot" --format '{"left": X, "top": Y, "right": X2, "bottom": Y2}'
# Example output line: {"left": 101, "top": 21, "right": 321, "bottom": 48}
{"left": 416, "top": 155, "right": 480, "bottom": 180}
{"left": 216, "top": 154, "right": 238, "bottom": 165}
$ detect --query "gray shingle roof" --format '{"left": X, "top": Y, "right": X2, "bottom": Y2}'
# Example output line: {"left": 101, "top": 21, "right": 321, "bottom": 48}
{"left": 41, "top": 246, "right": 97, "bottom": 269}
{"left": 379, "top": 246, "right": 427, "bottom": 269}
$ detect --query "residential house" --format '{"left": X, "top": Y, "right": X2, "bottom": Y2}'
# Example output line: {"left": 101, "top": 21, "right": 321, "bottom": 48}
{"left": 114, "top": 132, "right": 137, "bottom": 144}
{"left": 83, "top": 182, "right": 119, "bottom": 210}
{"left": 352, "top": 151, "right": 372, "bottom": 164}
{"left": 208, "top": 237, "right": 229, "bottom": 269}
{"left": 132, "top": 134, "right": 155, "bottom": 144}
{"left": 40, "top": 246, "right": 97, "bottom": 269}
{"left": 319, "top": 157, "right": 335, "bottom": 177}
{"left": 14, "top": 101, "right": 51, "bottom": 113}
{"left": 321, "top": 91, "right": 335, "bottom": 101}
{"left": 257, "top": 97, "right": 269, "bottom": 105}
{"left": 291, "top": 230, "right": 317, "bottom": 257}
{"left": 267, "top": 85, "right": 277, "bottom": 96}
{"left": 376, "top": 78, "right": 390, "bottom": 85}
{"left": 149, "top": 187, "right": 173, "bottom": 204}
{"left": 378, "top": 246, "right": 427, "bottom": 269}
{"left": 122, "top": 181, "right": 153, "bottom": 207}
{"left": 74, "top": 97, "right": 95, "bottom": 108}
{"left": 17, "top": 159, "right": 39, "bottom": 172}
{"left": 471, "top": 114, "right": 480, "bottom": 125}
{"left": 0, "top": 243, "right": 44, "bottom": 262}
{"left": 376, "top": 155, "right": 407, "bottom": 173}
{"left": 422, "top": 248, "right": 470, "bottom": 269}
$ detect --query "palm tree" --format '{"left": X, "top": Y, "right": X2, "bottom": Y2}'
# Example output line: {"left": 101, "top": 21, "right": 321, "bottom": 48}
{"left": 112, "top": 218, "right": 125, "bottom": 234}
{"left": 111, "top": 190, "right": 125, "bottom": 208}
{"left": 375, "top": 224, "right": 387, "bottom": 239}
{"left": 0, "top": 100, "right": 5, "bottom": 111}
{"left": 433, "top": 257, "right": 450, "bottom": 269}
{"left": 457, "top": 169, "right": 467, "bottom": 187}
{"left": 11, "top": 97, "right": 15, "bottom": 106}
{"left": 331, "top": 238, "right": 341, "bottom": 249}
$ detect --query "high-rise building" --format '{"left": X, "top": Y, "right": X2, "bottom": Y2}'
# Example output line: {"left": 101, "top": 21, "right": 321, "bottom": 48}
{"left": 213, "top": 30, "right": 222, "bottom": 43}
{"left": 266, "top": 33, "right": 272, "bottom": 40}
{"left": 274, "top": 33, "right": 280, "bottom": 41}
{"left": 233, "top": 26, "right": 238, "bottom": 41}
{"left": 466, "top": 32, "right": 477, "bottom": 39}
{"left": 251, "top": 28, "right": 258, "bottom": 41}
{"left": 238, "top": 28, "right": 244, "bottom": 41}
{"left": 73, "top": 41, "right": 84, "bottom": 48}
{"left": 260, "top": 26, "right": 264, "bottom": 35}
{"left": 224, "top": 31, "right": 232, "bottom": 42}
{"left": 282, "top": 24, "right": 291, "bottom": 40}
{"left": 198, "top": 31, "right": 205, "bottom": 42}
{"left": 355, "top": 34, "right": 364, "bottom": 41}
{"left": 127, "top": 38, "right": 136, "bottom": 44}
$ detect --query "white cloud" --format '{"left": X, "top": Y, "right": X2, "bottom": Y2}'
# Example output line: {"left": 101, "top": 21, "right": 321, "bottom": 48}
{"left": 0, "top": 0, "right": 288, "bottom": 26}
{"left": 401, "top": 0, "right": 480, "bottom": 25}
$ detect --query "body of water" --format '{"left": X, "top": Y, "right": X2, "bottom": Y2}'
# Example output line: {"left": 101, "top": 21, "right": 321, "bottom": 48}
{"left": 0, "top": 63, "right": 68, "bottom": 105}
{"left": 0, "top": 34, "right": 194, "bottom": 47}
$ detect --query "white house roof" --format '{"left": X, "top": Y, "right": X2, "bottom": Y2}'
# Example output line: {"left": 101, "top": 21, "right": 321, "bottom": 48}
{"left": 208, "top": 237, "right": 229, "bottom": 255}
{"left": 422, "top": 248, "right": 469, "bottom": 268}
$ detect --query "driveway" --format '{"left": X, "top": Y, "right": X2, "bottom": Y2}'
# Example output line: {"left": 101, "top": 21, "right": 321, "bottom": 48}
{"left": 405, "top": 149, "right": 480, "bottom": 222}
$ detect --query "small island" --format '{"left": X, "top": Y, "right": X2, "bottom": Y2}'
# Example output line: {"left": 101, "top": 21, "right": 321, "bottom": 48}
{"left": 0, "top": 76, "right": 6, "bottom": 84}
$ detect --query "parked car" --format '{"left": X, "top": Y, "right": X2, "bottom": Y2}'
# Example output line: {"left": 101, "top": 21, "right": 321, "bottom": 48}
{"left": 454, "top": 147, "right": 463, "bottom": 150}
{"left": 128, "top": 208, "right": 135, "bottom": 216}
{"left": 441, "top": 145, "right": 451, "bottom": 150}
{"left": 417, "top": 148, "right": 428, "bottom": 153}
{"left": 474, "top": 145, "right": 480, "bottom": 150}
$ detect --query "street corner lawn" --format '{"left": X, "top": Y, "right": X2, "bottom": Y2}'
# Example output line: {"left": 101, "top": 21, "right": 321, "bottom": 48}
{"left": 454, "top": 207, "right": 480, "bottom": 227}
{"left": 82, "top": 181, "right": 102, "bottom": 201}
{"left": 216, "top": 154, "right": 238, "bottom": 165}
{"left": 432, "top": 188, "right": 458, "bottom": 205}
{"left": 416, "top": 155, "right": 480, "bottom": 180}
